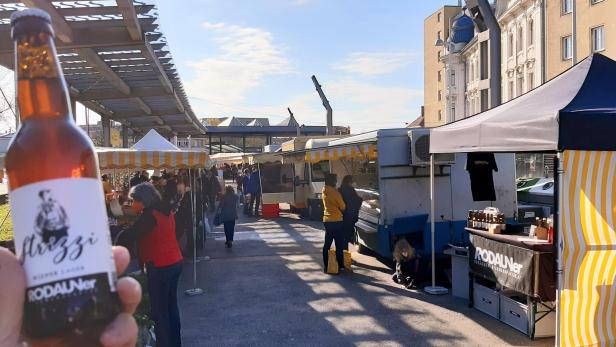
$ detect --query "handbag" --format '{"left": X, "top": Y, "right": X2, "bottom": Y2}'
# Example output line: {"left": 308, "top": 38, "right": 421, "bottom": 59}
{"left": 213, "top": 206, "right": 223, "bottom": 226}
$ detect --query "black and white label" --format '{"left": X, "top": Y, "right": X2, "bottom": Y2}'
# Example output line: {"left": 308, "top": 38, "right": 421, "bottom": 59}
{"left": 10, "top": 178, "right": 117, "bottom": 302}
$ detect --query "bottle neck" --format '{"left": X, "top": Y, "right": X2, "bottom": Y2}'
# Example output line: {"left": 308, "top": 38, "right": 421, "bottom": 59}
{"left": 14, "top": 31, "right": 72, "bottom": 122}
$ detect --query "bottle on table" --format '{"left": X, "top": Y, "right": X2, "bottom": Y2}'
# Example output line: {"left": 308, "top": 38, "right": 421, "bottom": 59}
{"left": 5, "top": 9, "right": 120, "bottom": 339}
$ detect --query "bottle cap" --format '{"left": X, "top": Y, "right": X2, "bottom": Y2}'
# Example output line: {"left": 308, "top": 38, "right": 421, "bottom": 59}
{"left": 10, "top": 8, "right": 52, "bottom": 26}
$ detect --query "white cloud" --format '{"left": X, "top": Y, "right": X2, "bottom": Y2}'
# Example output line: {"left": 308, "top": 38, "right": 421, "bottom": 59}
{"left": 184, "top": 22, "right": 291, "bottom": 107}
{"left": 332, "top": 51, "right": 416, "bottom": 76}
{"left": 292, "top": 0, "right": 312, "bottom": 5}
{"left": 252, "top": 78, "right": 423, "bottom": 133}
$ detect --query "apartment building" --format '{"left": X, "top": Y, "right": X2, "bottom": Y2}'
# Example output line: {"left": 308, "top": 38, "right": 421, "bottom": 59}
{"left": 546, "top": 0, "right": 615, "bottom": 79}
{"left": 423, "top": 5, "right": 462, "bottom": 127}
{"left": 440, "top": 12, "right": 474, "bottom": 122}
{"left": 497, "top": 0, "right": 545, "bottom": 101}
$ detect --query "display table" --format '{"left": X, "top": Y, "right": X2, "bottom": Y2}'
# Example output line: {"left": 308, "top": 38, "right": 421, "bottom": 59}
{"left": 465, "top": 228, "right": 556, "bottom": 338}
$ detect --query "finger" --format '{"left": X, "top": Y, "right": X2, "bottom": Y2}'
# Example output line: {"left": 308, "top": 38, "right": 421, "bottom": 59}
{"left": 0, "top": 247, "right": 26, "bottom": 347}
{"left": 112, "top": 246, "right": 129, "bottom": 275}
{"left": 99, "top": 313, "right": 138, "bottom": 347}
{"left": 116, "top": 276, "right": 141, "bottom": 315}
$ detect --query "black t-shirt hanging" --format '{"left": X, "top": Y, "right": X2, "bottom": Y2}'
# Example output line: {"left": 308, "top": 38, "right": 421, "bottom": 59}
{"left": 466, "top": 152, "right": 498, "bottom": 201}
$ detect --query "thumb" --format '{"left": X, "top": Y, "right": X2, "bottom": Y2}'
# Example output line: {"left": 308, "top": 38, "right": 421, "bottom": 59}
{"left": 0, "top": 247, "right": 26, "bottom": 347}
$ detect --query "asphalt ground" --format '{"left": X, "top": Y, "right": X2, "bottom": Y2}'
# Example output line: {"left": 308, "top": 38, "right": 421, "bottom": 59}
{"left": 178, "top": 212, "right": 554, "bottom": 347}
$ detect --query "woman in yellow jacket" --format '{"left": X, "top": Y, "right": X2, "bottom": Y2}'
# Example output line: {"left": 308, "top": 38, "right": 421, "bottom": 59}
{"left": 322, "top": 173, "right": 346, "bottom": 273}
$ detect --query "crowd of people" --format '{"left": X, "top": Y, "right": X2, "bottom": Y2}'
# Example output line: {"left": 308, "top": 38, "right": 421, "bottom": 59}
{"left": 99, "top": 163, "right": 265, "bottom": 347}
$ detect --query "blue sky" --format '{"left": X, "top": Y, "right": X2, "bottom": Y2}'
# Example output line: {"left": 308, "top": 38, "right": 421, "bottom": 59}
{"left": 155, "top": 0, "right": 459, "bottom": 133}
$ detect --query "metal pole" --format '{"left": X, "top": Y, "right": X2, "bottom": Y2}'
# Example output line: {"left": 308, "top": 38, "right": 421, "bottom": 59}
{"left": 185, "top": 169, "right": 204, "bottom": 296}
{"left": 431, "top": 154, "right": 436, "bottom": 288}
{"left": 572, "top": 0, "right": 577, "bottom": 65}
{"left": 311, "top": 75, "right": 333, "bottom": 135}
{"left": 555, "top": 153, "right": 564, "bottom": 345}
{"left": 425, "top": 154, "right": 448, "bottom": 295}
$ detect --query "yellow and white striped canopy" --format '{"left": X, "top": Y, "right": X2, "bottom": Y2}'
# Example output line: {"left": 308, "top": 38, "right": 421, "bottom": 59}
{"left": 97, "top": 148, "right": 209, "bottom": 169}
{"left": 304, "top": 143, "right": 377, "bottom": 163}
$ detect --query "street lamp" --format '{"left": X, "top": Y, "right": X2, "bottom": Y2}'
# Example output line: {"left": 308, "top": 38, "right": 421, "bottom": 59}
{"left": 435, "top": 37, "right": 444, "bottom": 46}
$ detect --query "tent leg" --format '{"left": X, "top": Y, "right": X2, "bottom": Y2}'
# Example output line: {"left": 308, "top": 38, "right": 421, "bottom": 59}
{"left": 554, "top": 153, "right": 563, "bottom": 344}
{"left": 185, "top": 169, "right": 204, "bottom": 296}
{"left": 197, "top": 169, "right": 210, "bottom": 261}
{"left": 425, "top": 154, "right": 448, "bottom": 295}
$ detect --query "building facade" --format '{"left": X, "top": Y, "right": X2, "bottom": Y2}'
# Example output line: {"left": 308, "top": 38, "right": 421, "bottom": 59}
{"left": 497, "top": 0, "right": 545, "bottom": 102}
{"left": 424, "top": 5, "right": 462, "bottom": 127}
{"left": 440, "top": 12, "right": 474, "bottom": 122}
{"left": 546, "top": 0, "right": 615, "bottom": 79}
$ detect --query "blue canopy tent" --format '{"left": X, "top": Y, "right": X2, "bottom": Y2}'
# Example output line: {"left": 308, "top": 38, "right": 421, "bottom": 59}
{"left": 429, "top": 53, "right": 616, "bottom": 344}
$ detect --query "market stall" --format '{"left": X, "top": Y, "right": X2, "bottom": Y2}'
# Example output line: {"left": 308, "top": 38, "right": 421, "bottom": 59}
{"left": 296, "top": 128, "right": 517, "bottom": 260}
{"left": 97, "top": 129, "right": 209, "bottom": 296}
{"left": 429, "top": 53, "right": 616, "bottom": 344}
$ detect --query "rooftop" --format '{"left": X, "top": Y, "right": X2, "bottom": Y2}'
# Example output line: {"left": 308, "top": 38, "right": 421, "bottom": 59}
{"left": 0, "top": 0, "right": 205, "bottom": 136}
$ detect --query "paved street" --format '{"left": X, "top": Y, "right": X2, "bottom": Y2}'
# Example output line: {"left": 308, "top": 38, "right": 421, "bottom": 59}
{"left": 178, "top": 213, "right": 554, "bottom": 347}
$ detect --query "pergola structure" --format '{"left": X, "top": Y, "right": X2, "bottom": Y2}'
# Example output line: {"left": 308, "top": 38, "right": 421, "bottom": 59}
{"left": 0, "top": 0, "right": 205, "bottom": 146}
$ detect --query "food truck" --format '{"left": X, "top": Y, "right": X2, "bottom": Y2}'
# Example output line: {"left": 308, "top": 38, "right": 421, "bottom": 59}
{"left": 299, "top": 128, "right": 517, "bottom": 258}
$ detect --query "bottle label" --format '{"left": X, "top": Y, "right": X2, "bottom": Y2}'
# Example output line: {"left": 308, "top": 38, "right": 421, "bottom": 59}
{"left": 10, "top": 178, "right": 117, "bottom": 304}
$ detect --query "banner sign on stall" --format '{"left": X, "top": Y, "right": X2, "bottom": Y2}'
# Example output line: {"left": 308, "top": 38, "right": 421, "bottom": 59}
{"left": 469, "top": 234, "right": 534, "bottom": 295}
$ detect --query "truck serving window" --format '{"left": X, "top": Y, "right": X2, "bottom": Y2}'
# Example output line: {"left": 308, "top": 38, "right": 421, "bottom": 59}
{"left": 311, "top": 161, "right": 330, "bottom": 182}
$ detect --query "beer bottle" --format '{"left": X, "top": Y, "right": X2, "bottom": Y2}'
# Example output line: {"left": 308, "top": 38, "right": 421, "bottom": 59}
{"left": 6, "top": 9, "right": 120, "bottom": 338}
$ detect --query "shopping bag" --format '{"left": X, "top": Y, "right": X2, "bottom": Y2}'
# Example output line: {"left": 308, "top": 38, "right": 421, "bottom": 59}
{"left": 213, "top": 207, "right": 223, "bottom": 226}
{"left": 203, "top": 215, "right": 212, "bottom": 233}
{"left": 343, "top": 250, "right": 352, "bottom": 270}
{"left": 327, "top": 249, "right": 339, "bottom": 274}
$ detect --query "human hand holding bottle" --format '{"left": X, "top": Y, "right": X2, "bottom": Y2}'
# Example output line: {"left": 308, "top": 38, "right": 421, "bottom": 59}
{"left": 0, "top": 246, "right": 142, "bottom": 347}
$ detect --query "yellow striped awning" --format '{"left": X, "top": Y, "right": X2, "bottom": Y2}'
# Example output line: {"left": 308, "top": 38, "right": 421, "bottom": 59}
{"left": 97, "top": 148, "right": 209, "bottom": 169}
{"left": 305, "top": 143, "right": 377, "bottom": 163}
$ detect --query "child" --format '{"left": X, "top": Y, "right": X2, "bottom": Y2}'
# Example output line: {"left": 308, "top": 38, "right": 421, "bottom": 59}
{"left": 392, "top": 238, "right": 421, "bottom": 289}
{"left": 220, "top": 185, "right": 239, "bottom": 248}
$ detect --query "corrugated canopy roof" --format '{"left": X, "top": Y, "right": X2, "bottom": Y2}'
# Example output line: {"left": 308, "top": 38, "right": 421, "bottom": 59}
{"left": 0, "top": 0, "right": 205, "bottom": 136}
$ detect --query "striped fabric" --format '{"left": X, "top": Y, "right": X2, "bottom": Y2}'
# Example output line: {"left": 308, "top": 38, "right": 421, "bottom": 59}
{"left": 97, "top": 149, "right": 209, "bottom": 169}
{"left": 304, "top": 143, "right": 377, "bottom": 163}
{"left": 560, "top": 150, "right": 616, "bottom": 346}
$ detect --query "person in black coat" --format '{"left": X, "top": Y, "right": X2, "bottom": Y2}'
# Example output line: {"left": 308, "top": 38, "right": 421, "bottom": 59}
{"left": 338, "top": 175, "right": 362, "bottom": 250}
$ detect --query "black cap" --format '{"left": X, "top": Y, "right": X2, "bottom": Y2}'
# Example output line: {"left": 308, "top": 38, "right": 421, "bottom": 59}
{"left": 10, "top": 8, "right": 54, "bottom": 39}
{"left": 10, "top": 8, "right": 51, "bottom": 26}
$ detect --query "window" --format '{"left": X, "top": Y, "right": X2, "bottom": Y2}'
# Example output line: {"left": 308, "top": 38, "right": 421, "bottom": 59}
{"left": 528, "top": 19, "right": 534, "bottom": 46}
{"left": 517, "top": 75, "right": 524, "bottom": 97}
{"left": 508, "top": 81, "right": 514, "bottom": 100}
{"left": 450, "top": 70, "right": 456, "bottom": 86}
{"left": 437, "top": 12, "right": 441, "bottom": 22}
{"left": 591, "top": 26, "right": 605, "bottom": 52}
{"left": 438, "top": 70, "right": 442, "bottom": 82}
{"left": 508, "top": 32, "right": 514, "bottom": 57}
{"left": 438, "top": 30, "right": 442, "bottom": 40}
{"left": 562, "top": 0, "right": 572, "bottom": 14}
{"left": 438, "top": 110, "right": 442, "bottom": 121}
{"left": 517, "top": 26, "right": 523, "bottom": 52}
{"left": 562, "top": 35, "right": 573, "bottom": 60}
{"left": 438, "top": 90, "right": 442, "bottom": 101}
{"left": 437, "top": 50, "right": 441, "bottom": 61}
{"left": 528, "top": 72, "right": 534, "bottom": 90}
{"left": 451, "top": 107, "right": 456, "bottom": 120}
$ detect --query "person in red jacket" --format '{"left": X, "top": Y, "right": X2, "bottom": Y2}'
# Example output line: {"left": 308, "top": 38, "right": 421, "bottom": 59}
{"left": 128, "top": 182, "right": 183, "bottom": 347}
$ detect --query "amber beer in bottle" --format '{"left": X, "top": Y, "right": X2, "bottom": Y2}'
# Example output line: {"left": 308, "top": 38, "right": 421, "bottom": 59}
{"left": 6, "top": 9, "right": 119, "bottom": 338}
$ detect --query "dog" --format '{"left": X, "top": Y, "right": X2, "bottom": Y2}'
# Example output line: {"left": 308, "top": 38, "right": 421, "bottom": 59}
{"left": 392, "top": 238, "right": 421, "bottom": 289}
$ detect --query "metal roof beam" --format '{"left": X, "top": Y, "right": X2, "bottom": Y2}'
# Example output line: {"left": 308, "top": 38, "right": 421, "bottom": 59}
{"left": 109, "top": 109, "right": 185, "bottom": 119}
{"left": 75, "top": 48, "right": 131, "bottom": 95}
{"left": 142, "top": 42, "right": 173, "bottom": 93}
{"left": 130, "top": 97, "right": 151, "bottom": 115}
{"left": 75, "top": 86, "right": 170, "bottom": 101}
{"left": 0, "top": 29, "right": 141, "bottom": 54}
{"left": 22, "top": 0, "right": 74, "bottom": 43}
{"left": 116, "top": 0, "right": 143, "bottom": 40}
